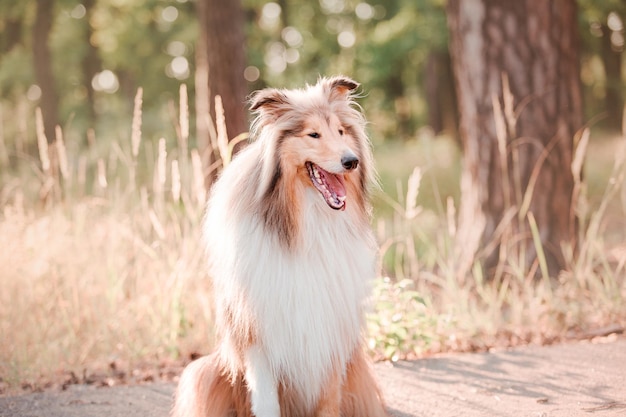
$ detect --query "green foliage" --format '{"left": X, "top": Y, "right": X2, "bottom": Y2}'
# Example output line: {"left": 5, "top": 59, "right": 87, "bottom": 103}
{"left": 0, "top": 46, "right": 34, "bottom": 94}
{"left": 243, "top": 0, "right": 448, "bottom": 137}
{"left": 0, "top": 0, "right": 619, "bottom": 146}
{"left": 367, "top": 277, "right": 441, "bottom": 361}
{"left": 578, "top": 0, "right": 626, "bottom": 22}
{"left": 577, "top": 0, "right": 625, "bottom": 124}
{"left": 0, "top": 0, "right": 447, "bottom": 145}
{"left": 0, "top": 0, "right": 198, "bottom": 142}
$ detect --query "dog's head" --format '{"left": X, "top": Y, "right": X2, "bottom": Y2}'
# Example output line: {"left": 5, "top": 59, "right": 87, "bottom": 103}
{"left": 249, "top": 76, "right": 371, "bottom": 212}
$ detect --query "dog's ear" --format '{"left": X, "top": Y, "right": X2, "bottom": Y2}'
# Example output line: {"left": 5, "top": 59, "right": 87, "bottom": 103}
{"left": 323, "top": 76, "right": 360, "bottom": 103}
{"left": 249, "top": 88, "right": 289, "bottom": 118}
{"left": 324, "top": 76, "right": 359, "bottom": 100}
{"left": 330, "top": 76, "right": 359, "bottom": 94}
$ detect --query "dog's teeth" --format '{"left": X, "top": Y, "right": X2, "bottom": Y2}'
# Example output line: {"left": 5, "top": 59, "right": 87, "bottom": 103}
{"left": 338, "top": 196, "right": 346, "bottom": 202}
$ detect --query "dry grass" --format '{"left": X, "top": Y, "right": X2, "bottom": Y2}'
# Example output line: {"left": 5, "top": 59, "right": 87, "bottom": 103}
{"left": 370, "top": 106, "right": 626, "bottom": 360}
{"left": 0, "top": 90, "right": 217, "bottom": 389}
{"left": 1, "top": 88, "right": 625, "bottom": 392}
{"left": 0, "top": 199, "right": 211, "bottom": 385}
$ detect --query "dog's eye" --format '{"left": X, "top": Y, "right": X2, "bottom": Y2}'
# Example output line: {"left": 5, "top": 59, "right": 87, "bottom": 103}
{"left": 308, "top": 132, "right": 320, "bottom": 139}
{"left": 338, "top": 129, "right": 344, "bottom": 136}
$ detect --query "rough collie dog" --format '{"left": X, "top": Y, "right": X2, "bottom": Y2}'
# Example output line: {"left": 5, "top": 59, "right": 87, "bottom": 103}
{"left": 172, "top": 76, "right": 387, "bottom": 417}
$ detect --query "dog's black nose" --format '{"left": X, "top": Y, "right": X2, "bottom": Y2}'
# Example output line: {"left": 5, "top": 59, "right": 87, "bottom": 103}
{"left": 341, "top": 155, "right": 359, "bottom": 171}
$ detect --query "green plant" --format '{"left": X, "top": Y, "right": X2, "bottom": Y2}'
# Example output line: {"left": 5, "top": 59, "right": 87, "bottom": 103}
{"left": 367, "top": 277, "right": 442, "bottom": 361}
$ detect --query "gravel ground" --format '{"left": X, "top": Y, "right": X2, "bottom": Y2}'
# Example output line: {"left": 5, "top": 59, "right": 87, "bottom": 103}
{"left": 1, "top": 337, "right": 625, "bottom": 417}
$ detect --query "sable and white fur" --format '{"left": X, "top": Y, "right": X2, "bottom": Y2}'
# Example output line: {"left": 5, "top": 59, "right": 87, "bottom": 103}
{"left": 172, "top": 76, "right": 387, "bottom": 417}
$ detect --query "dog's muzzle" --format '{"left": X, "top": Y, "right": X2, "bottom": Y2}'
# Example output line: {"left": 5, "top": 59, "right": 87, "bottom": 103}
{"left": 341, "top": 155, "right": 359, "bottom": 171}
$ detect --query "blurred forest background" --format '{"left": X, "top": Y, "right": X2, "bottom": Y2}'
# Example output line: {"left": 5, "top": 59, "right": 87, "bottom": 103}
{"left": 1, "top": 0, "right": 626, "bottom": 391}
{"left": 0, "top": 0, "right": 624, "bottom": 143}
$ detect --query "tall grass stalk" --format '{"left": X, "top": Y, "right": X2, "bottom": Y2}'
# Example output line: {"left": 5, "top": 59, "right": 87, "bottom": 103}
{"left": 35, "top": 107, "right": 50, "bottom": 174}
{"left": 0, "top": 103, "right": 9, "bottom": 167}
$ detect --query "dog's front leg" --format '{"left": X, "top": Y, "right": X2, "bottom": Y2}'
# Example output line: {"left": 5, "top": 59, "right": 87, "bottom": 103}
{"left": 244, "top": 345, "right": 280, "bottom": 417}
{"left": 315, "top": 370, "right": 342, "bottom": 417}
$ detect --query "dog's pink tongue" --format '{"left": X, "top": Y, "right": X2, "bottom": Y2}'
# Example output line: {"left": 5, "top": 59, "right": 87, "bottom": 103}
{"left": 326, "top": 172, "right": 346, "bottom": 198}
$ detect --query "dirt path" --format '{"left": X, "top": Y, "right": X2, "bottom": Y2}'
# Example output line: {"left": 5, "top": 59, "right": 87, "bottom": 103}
{"left": 378, "top": 337, "right": 626, "bottom": 416}
{"left": 1, "top": 338, "right": 625, "bottom": 417}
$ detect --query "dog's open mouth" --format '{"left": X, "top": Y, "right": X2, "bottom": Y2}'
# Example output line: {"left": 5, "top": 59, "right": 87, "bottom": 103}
{"left": 306, "top": 162, "right": 346, "bottom": 210}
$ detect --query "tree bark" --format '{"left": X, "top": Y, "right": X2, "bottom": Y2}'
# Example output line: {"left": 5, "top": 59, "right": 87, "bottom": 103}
{"left": 81, "top": 0, "right": 101, "bottom": 129}
{"left": 600, "top": 22, "right": 623, "bottom": 131}
{"left": 424, "top": 49, "right": 458, "bottom": 136}
{"left": 447, "top": 0, "right": 584, "bottom": 278}
{"left": 0, "top": 17, "right": 22, "bottom": 54}
{"left": 196, "top": 0, "right": 248, "bottom": 187}
{"left": 33, "top": 0, "right": 59, "bottom": 144}
{"left": 195, "top": 0, "right": 212, "bottom": 188}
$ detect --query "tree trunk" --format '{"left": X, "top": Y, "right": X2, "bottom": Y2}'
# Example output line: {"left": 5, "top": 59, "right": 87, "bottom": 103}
{"left": 447, "top": 0, "right": 584, "bottom": 278}
{"left": 0, "top": 17, "right": 22, "bottom": 54}
{"left": 424, "top": 49, "right": 458, "bottom": 136}
{"left": 195, "top": 0, "right": 212, "bottom": 188}
{"left": 600, "top": 22, "right": 623, "bottom": 131}
{"left": 81, "top": 0, "right": 101, "bottom": 129}
{"left": 196, "top": 0, "right": 248, "bottom": 187}
{"left": 33, "top": 0, "right": 59, "bottom": 144}
{"left": 205, "top": 0, "right": 247, "bottom": 139}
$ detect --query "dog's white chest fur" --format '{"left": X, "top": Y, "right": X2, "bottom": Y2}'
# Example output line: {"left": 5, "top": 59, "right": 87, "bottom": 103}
{"left": 251, "top": 189, "right": 374, "bottom": 397}
{"left": 205, "top": 168, "right": 376, "bottom": 409}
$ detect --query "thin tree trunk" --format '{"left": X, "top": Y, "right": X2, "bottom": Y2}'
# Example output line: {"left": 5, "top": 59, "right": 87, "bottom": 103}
{"left": 33, "top": 0, "right": 59, "bottom": 144}
{"left": 447, "top": 0, "right": 584, "bottom": 278}
{"left": 424, "top": 51, "right": 444, "bottom": 134}
{"left": 0, "top": 17, "right": 22, "bottom": 54}
{"left": 81, "top": 0, "right": 101, "bottom": 129}
{"left": 600, "top": 22, "right": 623, "bottom": 131}
{"left": 424, "top": 50, "right": 458, "bottom": 135}
{"left": 196, "top": 0, "right": 248, "bottom": 188}
{"left": 203, "top": 0, "right": 247, "bottom": 141}
{"left": 195, "top": 0, "right": 212, "bottom": 188}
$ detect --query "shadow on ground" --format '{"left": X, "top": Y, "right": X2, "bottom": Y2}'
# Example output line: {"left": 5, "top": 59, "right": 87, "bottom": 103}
{"left": 1, "top": 338, "right": 625, "bottom": 417}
